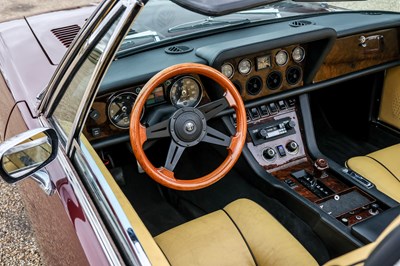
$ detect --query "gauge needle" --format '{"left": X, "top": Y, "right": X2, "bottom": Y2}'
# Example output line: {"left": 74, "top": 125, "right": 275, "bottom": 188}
{"left": 113, "top": 109, "right": 125, "bottom": 123}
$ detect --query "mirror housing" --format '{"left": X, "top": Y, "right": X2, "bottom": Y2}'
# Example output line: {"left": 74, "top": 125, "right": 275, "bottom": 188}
{"left": 0, "top": 128, "right": 58, "bottom": 184}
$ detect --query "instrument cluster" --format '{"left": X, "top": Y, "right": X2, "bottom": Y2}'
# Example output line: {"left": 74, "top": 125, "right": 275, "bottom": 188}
{"left": 219, "top": 44, "right": 306, "bottom": 101}
{"left": 84, "top": 75, "right": 207, "bottom": 141}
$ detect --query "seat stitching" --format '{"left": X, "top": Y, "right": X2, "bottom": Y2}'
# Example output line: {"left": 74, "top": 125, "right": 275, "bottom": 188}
{"left": 222, "top": 209, "right": 258, "bottom": 266}
{"left": 365, "top": 156, "right": 400, "bottom": 183}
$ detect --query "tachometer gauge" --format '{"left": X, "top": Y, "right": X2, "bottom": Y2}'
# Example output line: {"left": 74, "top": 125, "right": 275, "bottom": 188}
{"left": 221, "top": 63, "right": 234, "bottom": 79}
{"left": 275, "top": 50, "right": 289, "bottom": 66}
{"left": 108, "top": 92, "right": 137, "bottom": 129}
{"left": 238, "top": 59, "right": 252, "bottom": 75}
{"left": 292, "top": 46, "right": 305, "bottom": 63}
{"left": 170, "top": 76, "right": 202, "bottom": 108}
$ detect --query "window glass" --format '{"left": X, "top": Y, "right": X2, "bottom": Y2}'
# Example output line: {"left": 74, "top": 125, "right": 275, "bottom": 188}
{"left": 52, "top": 18, "right": 117, "bottom": 142}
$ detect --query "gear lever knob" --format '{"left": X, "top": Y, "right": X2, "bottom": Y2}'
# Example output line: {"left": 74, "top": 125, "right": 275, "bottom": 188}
{"left": 311, "top": 158, "right": 329, "bottom": 186}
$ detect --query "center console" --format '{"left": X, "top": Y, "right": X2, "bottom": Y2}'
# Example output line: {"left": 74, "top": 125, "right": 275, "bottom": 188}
{"left": 236, "top": 97, "right": 394, "bottom": 240}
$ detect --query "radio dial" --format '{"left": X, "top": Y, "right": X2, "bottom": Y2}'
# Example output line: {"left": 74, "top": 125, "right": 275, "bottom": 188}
{"left": 263, "top": 148, "right": 276, "bottom": 160}
{"left": 258, "top": 128, "right": 268, "bottom": 139}
{"left": 285, "top": 120, "right": 296, "bottom": 130}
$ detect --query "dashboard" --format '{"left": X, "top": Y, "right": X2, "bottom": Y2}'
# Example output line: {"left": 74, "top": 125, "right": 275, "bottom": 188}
{"left": 83, "top": 12, "right": 400, "bottom": 146}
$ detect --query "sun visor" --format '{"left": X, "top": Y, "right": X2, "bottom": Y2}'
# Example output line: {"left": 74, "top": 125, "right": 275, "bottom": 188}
{"left": 170, "top": 0, "right": 279, "bottom": 16}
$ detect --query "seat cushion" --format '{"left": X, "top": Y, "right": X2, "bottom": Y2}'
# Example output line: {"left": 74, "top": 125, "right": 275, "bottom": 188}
{"left": 155, "top": 198, "right": 318, "bottom": 266}
{"left": 347, "top": 144, "right": 400, "bottom": 202}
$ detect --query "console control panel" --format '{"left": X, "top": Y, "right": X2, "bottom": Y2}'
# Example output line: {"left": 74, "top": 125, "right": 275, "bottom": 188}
{"left": 243, "top": 98, "right": 307, "bottom": 172}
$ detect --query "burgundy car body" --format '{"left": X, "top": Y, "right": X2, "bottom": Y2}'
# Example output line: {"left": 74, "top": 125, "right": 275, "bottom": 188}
{"left": 1, "top": 0, "right": 399, "bottom": 265}
{"left": 0, "top": 2, "right": 137, "bottom": 264}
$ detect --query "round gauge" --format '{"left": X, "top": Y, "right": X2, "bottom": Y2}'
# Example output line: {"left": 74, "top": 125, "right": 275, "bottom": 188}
{"left": 170, "top": 76, "right": 203, "bottom": 108}
{"left": 108, "top": 92, "right": 137, "bottom": 129}
{"left": 292, "top": 46, "right": 305, "bottom": 62}
{"left": 238, "top": 59, "right": 252, "bottom": 75}
{"left": 221, "top": 63, "right": 234, "bottom": 79}
{"left": 275, "top": 50, "right": 289, "bottom": 66}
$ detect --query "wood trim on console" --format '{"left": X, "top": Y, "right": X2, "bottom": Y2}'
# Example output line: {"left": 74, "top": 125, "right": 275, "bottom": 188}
{"left": 313, "top": 28, "right": 400, "bottom": 82}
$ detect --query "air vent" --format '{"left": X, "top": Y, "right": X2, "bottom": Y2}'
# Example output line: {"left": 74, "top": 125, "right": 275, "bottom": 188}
{"left": 246, "top": 76, "right": 263, "bottom": 95}
{"left": 165, "top": 45, "right": 193, "bottom": 54}
{"left": 289, "top": 20, "right": 313, "bottom": 27}
{"left": 51, "top": 24, "right": 81, "bottom": 48}
{"left": 286, "top": 66, "right": 302, "bottom": 85}
{"left": 233, "top": 81, "right": 242, "bottom": 94}
{"left": 361, "top": 11, "right": 382, "bottom": 15}
{"left": 266, "top": 71, "right": 282, "bottom": 90}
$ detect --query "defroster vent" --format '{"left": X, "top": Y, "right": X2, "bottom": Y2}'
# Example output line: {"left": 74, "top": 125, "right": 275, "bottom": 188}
{"left": 165, "top": 45, "right": 193, "bottom": 54}
{"left": 289, "top": 20, "right": 313, "bottom": 28}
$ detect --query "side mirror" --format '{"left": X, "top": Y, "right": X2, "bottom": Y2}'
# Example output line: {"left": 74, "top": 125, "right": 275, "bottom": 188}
{"left": 0, "top": 128, "right": 58, "bottom": 184}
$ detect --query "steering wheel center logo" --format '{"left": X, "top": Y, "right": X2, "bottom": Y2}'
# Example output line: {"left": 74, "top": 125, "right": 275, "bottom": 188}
{"left": 184, "top": 121, "right": 196, "bottom": 133}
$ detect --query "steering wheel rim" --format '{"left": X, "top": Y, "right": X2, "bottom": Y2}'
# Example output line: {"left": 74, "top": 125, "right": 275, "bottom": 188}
{"left": 130, "top": 63, "right": 247, "bottom": 191}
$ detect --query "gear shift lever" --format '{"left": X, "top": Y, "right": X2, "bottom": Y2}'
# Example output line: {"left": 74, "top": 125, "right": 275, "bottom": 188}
{"left": 311, "top": 158, "right": 329, "bottom": 187}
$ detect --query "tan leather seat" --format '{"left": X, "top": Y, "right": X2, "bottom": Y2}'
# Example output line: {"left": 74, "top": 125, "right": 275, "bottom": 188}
{"left": 155, "top": 198, "right": 318, "bottom": 266}
{"left": 154, "top": 198, "right": 400, "bottom": 266}
{"left": 346, "top": 144, "right": 400, "bottom": 202}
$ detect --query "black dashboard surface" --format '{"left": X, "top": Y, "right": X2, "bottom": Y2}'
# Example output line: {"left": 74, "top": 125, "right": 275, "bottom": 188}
{"left": 101, "top": 12, "right": 400, "bottom": 95}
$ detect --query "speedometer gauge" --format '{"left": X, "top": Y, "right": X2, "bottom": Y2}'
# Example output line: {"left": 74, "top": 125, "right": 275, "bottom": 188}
{"left": 170, "top": 76, "right": 202, "bottom": 108}
{"left": 108, "top": 92, "right": 136, "bottom": 129}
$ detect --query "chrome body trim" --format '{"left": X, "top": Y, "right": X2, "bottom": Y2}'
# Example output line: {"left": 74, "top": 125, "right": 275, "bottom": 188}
{"left": 30, "top": 169, "right": 56, "bottom": 196}
{"left": 64, "top": 3, "right": 127, "bottom": 154}
{"left": 39, "top": 117, "right": 123, "bottom": 265}
{"left": 35, "top": 0, "right": 150, "bottom": 264}
{"left": 74, "top": 139, "right": 151, "bottom": 265}
{"left": 56, "top": 146, "right": 123, "bottom": 265}
{"left": 4, "top": 136, "right": 48, "bottom": 154}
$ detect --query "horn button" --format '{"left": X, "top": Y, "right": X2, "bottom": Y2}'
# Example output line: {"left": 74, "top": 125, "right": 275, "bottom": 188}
{"left": 170, "top": 107, "right": 207, "bottom": 147}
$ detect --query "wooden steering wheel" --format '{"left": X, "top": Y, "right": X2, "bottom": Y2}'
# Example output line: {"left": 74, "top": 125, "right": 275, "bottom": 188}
{"left": 130, "top": 63, "right": 247, "bottom": 191}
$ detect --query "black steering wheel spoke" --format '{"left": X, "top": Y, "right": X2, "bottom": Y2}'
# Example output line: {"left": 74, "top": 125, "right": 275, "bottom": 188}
{"left": 146, "top": 119, "right": 170, "bottom": 140}
{"left": 202, "top": 126, "right": 231, "bottom": 147}
{"left": 165, "top": 140, "right": 186, "bottom": 171}
{"left": 198, "top": 97, "right": 229, "bottom": 121}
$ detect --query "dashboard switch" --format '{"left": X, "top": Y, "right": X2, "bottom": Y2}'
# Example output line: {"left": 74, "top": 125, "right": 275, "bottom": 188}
{"left": 250, "top": 107, "right": 260, "bottom": 119}
{"left": 91, "top": 128, "right": 101, "bottom": 138}
{"left": 284, "top": 179, "right": 297, "bottom": 188}
{"left": 276, "top": 145, "right": 286, "bottom": 157}
{"left": 89, "top": 109, "right": 100, "bottom": 121}
{"left": 246, "top": 109, "right": 251, "bottom": 122}
{"left": 268, "top": 102, "right": 278, "bottom": 114}
{"left": 278, "top": 100, "right": 287, "bottom": 110}
{"left": 259, "top": 105, "right": 269, "bottom": 116}
{"left": 287, "top": 98, "right": 296, "bottom": 107}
